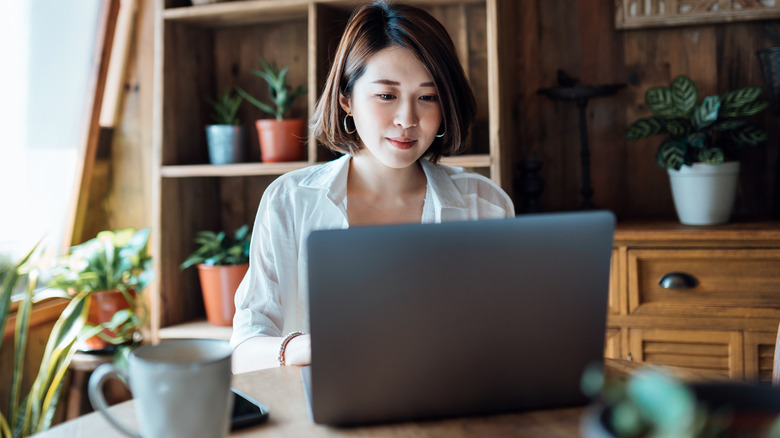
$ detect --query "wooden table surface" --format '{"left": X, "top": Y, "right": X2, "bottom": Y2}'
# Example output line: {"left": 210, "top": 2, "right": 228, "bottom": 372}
{"left": 33, "top": 359, "right": 723, "bottom": 438}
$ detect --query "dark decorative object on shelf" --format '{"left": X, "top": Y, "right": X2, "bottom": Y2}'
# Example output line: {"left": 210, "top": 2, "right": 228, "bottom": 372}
{"left": 538, "top": 71, "right": 625, "bottom": 209}
{"left": 757, "top": 47, "right": 780, "bottom": 219}
{"left": 514, "top": 160, "right": 545, "bottom": 214}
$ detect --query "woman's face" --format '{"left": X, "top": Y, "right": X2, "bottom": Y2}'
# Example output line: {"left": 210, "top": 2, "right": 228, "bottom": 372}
{"left": 340, "top": 46, "right": 443, "bottom": 169}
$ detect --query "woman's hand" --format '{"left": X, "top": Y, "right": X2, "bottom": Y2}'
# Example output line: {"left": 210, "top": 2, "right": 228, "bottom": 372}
{"left": 283, "top": 334, "right": 311, "bottom": 366}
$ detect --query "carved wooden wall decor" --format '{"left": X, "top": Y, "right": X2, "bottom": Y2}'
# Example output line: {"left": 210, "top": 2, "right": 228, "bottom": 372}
{"left": 616, "top": 0, "right": 780, "bottom": 29}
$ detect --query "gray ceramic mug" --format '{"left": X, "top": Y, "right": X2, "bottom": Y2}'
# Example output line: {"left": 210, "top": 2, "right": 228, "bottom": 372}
{"left": 88, "top": 339, "right": 233, "bottom": 438}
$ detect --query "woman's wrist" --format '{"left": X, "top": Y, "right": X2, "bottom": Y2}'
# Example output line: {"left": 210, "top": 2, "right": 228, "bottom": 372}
{"left": 280, "top": 333, "right": 311, "bottom": 366}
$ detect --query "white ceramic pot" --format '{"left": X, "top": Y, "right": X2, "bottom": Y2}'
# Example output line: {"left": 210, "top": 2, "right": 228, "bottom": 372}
{"left": 667, "top": 161, "right": 740, "bottom": 226}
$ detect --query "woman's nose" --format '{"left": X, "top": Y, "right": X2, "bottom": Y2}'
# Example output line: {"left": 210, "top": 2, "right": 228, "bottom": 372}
{"left": 394, "top": 100, "right": 418, "bottom": 128}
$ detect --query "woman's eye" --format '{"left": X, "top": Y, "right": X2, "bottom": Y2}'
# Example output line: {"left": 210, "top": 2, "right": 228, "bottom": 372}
{"left": 377, "top": 94, "right": 395, "bottom": 100}
{"left": 420, "top": 95, "right": 439, "bottom": 102}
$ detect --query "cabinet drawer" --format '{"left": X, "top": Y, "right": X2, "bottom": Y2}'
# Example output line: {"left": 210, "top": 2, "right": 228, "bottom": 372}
{"left": 628, "top": 328, "right": 743, "bottom": 379}
{"left": 628, "top": 249, "right": 780, "bottom": 318}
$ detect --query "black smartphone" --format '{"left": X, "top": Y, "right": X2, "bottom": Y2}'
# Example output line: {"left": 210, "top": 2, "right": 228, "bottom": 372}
{"left": 231, "top": 388, "right": 270, "bottom": 430}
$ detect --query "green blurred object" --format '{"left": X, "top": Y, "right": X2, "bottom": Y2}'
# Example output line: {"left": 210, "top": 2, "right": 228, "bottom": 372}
{"left": 581, "top": 365, "right": 780, "bottom": 438}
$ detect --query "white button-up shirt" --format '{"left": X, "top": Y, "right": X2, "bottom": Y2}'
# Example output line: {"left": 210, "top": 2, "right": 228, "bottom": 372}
{"left": 230, "top": 155, "right": 514, "bottom": 348}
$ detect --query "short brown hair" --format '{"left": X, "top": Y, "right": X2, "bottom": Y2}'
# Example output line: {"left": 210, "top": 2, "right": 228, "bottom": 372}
{"left": 310, "top": 1, "right": 476, "bottom": 164}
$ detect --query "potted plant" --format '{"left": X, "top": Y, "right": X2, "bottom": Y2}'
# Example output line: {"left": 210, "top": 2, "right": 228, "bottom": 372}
{"left": 236, "top": 57, "right": 308, "bottom": 163}
{"left": 180, "top": 225, "right": 250, "bottom": 326}
{"left": 205, "top": 88, "right": 245, "bottom": 165}
{"left": 47, "top": 228, "right": 152, "bottom": 352}
{"left": 625, "top": 75, "right": 769, "bottom": 225}
{"left": 1, "top": 247, "right": 103, "bottom": 436}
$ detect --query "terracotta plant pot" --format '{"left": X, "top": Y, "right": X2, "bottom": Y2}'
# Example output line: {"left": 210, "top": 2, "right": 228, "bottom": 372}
{"left": 82, "top": 289, "right": 136, "bottom": 351}
{"left": 255, "top": 119, "right": 306, "bottom": 162}
{"left": 197, "top": 264, "right": 248, "bottom": 326}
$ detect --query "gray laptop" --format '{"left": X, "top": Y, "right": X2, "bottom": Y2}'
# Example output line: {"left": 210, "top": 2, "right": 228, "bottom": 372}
{"left": 303, "top": 210, "right": 615, "bottom": 425}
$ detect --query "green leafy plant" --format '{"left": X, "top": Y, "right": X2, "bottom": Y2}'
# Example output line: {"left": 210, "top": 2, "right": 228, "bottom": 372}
{"left": 0, "top": 247, "right": 102, "bottom": 438}
{"left": 47, "top": 228, "right": 152, "bottom": 346}
{"left": 180, "top": 224, "right": 251, "bottom": 270}
{"left": 625, "top": 75, "right": 769, "bottom": 170}
{"left": 236, "top": 57, "right": 307, "bottom": 120}
{"left": 206, "top": 89, "right": 243, "bottom": 125}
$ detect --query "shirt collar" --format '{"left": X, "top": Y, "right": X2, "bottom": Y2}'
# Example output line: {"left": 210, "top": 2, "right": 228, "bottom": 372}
{"left": 298, "top": 154, "right": 467, "bottom": 211}
{"left": 299, "top": 154, "right": 350, "bottom": 206}
{"left": 419, "top": 158, "right": 467, "bottom": 210}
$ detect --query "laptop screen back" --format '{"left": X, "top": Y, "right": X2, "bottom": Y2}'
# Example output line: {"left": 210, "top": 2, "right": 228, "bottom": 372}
{"left": 306, "top": 210, "right": 616, "bottom": 425}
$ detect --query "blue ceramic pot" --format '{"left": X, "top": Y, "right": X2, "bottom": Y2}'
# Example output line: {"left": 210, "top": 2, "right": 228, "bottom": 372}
{"left": 205, "top": 125, "right": 245, "bottom": 165}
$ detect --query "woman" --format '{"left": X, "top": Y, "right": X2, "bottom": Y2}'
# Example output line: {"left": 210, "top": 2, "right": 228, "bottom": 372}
{"left": 230, "top": 1, "right": 514, "bottom": 373}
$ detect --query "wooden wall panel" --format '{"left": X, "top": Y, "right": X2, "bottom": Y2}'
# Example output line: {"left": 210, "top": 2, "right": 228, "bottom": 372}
{"left": 94, "top": 2, "right": 780, "bottom": 265}
{"left": 513, "top": 0, "right": 780, "bottom": 220}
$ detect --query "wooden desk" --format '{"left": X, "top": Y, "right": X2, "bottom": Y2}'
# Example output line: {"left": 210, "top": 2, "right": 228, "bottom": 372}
{"left": 33, "top": 359, "right": 722, "bottom": 438}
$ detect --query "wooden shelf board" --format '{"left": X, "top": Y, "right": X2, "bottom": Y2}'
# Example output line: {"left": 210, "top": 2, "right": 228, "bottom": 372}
{"left": 160, "top": 161, "right": 310, "bottom": 177}
{"left": 439, "top": 154, "right": 491, "bottom": 168}
{"left": 158, "top": 319, "right": 232, "bottom": 341}
{"left": 163, "top": 0, "right": 309, "bottom": 27}
{"left": 163, "top": 0, "right": 489, "bottom": 27}
{"left": 160, "top": 154, "right": 491, "bottom": 178}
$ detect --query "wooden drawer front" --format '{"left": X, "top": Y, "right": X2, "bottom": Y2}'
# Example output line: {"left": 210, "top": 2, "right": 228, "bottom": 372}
{"left": 744, "top": 331, "right": 777, "bottom": 383}
{"left": 628, "top": 249, "right": 780, "bottom": 318}
{"left": 628, "top": 328, "right": 744, "bottom": 379}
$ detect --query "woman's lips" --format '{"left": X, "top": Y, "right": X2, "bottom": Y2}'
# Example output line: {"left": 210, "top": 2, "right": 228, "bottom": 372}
{"left": 387, "top": 137, "right": 416, "bottom": 150}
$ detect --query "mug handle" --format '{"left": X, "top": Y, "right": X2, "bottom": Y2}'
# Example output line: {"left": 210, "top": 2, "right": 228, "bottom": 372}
{"left": 88, "top": 363, "right": 142, "bottom": 438}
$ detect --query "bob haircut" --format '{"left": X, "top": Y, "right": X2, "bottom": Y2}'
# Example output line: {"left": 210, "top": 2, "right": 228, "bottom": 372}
{"left": 310, "top": 1, "right": 476, "bottom": 164}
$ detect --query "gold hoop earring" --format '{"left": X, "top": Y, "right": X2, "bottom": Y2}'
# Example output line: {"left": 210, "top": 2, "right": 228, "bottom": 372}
{"left": 343, "top": 113, "right": 357, "bottom": 135}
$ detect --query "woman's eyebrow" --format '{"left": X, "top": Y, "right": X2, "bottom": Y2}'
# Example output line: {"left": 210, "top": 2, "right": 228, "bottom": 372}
{"left": 371, "top": 79, "right": 436, "bottom": 88}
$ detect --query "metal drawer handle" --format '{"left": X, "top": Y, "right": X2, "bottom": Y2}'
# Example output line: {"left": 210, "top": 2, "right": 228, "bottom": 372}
{"left": 659, "top": 272, "right": 698, "bottom": 289}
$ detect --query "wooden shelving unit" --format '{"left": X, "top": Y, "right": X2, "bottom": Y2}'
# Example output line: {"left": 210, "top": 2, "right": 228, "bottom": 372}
{"left": 151, "top": 0, "right": 518, "bottom": 339}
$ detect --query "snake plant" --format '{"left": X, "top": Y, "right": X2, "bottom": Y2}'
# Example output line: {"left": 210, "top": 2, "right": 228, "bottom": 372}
{"left": 625, "top": 75, "right": 769, "bottom": 170}
{"left": 0, "top": 247, "right": 101, "bottom": 438}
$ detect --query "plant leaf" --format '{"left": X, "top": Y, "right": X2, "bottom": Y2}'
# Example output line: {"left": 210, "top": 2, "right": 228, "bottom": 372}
{"left": 646, "top": 87, "right": 679, "bottom": 118}
{"left": 730, "top": 125, "right": 769, "bottom": 146}
{"left": 720, "top": 99, "right": 769, "bottom": 118}
{"left": 720, "top": 86, "right": 762, "bottom": 109}
{"left": 625, "top": 117, "right": 666, "bottom": 141}
{"left": 670, "top": 75, "right": 697, "bottom": 115}
{"left": 656, "top": 139, "right": 687, "bottom": 170}
{"left": 690, "top": 96, "right": 721, "bottom": 130}
{"left": 662, "top": 118, "right": 691, "bottom": 137}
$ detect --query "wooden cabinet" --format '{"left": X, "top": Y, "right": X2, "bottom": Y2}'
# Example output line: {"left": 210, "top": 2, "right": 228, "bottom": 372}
{"left": 606, "top": 222, "right": 780, "bottom": 383}
{"left": 150, "top": 0, "right": 519, "bottom": 339}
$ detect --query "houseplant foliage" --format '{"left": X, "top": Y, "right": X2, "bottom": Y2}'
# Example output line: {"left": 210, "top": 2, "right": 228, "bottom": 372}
{"left": 47, "top": 228, "right": 152, "bottom": 348}
{"left": 181, "top": 225, "right": 250, "bottom": 326}
{"left": 625, "top": 75, "right": 769, "bottom": 170}
{"left": 204, "top": 88, "right": 246, "bottom": 165}
{"left": 236, "top": 57, "right": 307, "bottom": 121}
{"left": 206, "top": 88, "right": 243, "bottom": 125}
{"left": 0, "top": 247, "right": 102, "bottom": 438}
{"left": 180, "top": 224, "right": 250, "bottom": 269}
{"left": 236, "top": 57, "right": 308, "bottom": 162}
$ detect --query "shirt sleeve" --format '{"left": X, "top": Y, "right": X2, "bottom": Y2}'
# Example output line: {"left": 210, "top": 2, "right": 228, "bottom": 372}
{"left": 230, "top": 180, "right": 298, "bottom": 348}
